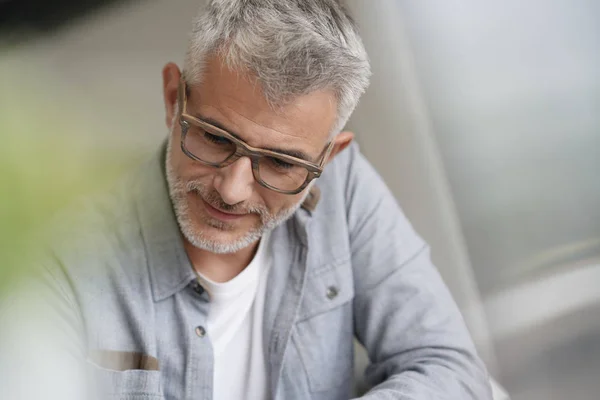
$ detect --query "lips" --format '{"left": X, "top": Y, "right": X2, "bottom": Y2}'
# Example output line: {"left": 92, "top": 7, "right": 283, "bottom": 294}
{"left": 201, "top": 198, "right": 247, "bottom": 221}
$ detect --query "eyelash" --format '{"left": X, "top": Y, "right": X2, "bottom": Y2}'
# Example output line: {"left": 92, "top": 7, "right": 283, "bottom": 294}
{"left": 204, "top": 132, "right": 232, "bottom": 145}
{"left": 267, "top": 157, "right": 294, "bottom": 169}
{"left": 199, "top": 127, "right": 299, "bottom": 168}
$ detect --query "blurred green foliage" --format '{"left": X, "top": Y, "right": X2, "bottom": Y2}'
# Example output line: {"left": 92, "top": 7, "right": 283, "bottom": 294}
{"left": 0, "top": 63, "right": 141, "bottom": 294}
{"left": 0, "top": 0, "right": 148, "bottom": 296}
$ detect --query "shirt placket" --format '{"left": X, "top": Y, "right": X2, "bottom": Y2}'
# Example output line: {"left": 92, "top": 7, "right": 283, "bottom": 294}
{"left": 185, "top": 282, "right": 214, "bottom": 400}
{"left": 263, "top": 213, "right": 312, "bottom": 399}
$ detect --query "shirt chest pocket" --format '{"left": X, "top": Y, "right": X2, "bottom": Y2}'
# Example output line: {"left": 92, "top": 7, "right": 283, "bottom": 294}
{"left": 87, "top": 352, "right": 164, "bottom": 400}
{"left": 292, "top": 259, "right": 355, "bottom": 393}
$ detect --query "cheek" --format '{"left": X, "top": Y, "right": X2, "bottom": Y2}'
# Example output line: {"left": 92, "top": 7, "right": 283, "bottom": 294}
{"left": 169, "top": 138, "right": 214, "bottom": 182}
{"left": 180, "top": 162, "right": 215, "bottom": 183}
{"left": 261, "top": 189, "right": 305, "bottom": 213}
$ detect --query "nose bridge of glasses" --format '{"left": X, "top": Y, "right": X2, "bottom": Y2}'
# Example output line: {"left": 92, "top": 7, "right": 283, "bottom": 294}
{"left": 231, "top": 137, "right": 265, "bottom": 160}
{"left": 224, "top": 144, "right": 258, "bottom": 171}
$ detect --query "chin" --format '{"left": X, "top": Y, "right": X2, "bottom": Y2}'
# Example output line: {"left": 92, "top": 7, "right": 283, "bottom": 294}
{"left": 181, "top": 218, "right": 264, "bottom": 254}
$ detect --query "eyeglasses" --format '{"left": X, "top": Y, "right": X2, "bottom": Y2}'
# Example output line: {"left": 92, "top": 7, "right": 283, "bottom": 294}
{"left": 177, "top": 79, "right": 334, "bottom": 195}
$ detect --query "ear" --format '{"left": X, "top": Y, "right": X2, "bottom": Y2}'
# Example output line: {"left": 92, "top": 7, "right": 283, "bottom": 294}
{"left": 162, "top": 62, "right": 182, "bottom": 129}
{"left": 326, "top": 131, "right": 355, "bottom": 164}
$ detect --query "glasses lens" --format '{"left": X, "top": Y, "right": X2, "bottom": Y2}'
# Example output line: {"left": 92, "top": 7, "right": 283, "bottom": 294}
{"left": 258, "top": 156, "right": 309, "bottom": 192}
{"left": 183, "top": 121, "right": 236, "bottom": 164}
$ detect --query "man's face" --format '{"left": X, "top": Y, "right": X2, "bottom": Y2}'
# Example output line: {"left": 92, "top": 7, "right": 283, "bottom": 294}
{"left": 163, "top": 57, "right": 339, "bottom": 254}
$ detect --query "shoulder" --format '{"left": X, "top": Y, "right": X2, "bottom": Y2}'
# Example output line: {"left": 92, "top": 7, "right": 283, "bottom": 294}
{"left": 48, "top": 169, "right": 142, "bottom": 261}
{"left": 40, "top": 163, "right": 149, "bottom": 301}
{"left": 315, "top": 141, "right": 397, "bottom": 224}
{"left": 305, "top": 142, "right": 400, "bottom": 261}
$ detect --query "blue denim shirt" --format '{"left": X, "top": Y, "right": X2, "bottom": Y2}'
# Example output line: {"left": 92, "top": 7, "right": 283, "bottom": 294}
{"left": 43, "top": 142, "right": 492, "bottom": 400}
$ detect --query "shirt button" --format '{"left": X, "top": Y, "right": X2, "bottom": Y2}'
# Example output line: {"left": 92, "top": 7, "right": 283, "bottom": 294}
{"left": 326, "top": 286, "right": 339, "bottom": 300}
{"left": 195, "top": 326, "right": 206, "bottom": 338}
{"left": 192, "top": 282, "right": 205, "bottom": 295}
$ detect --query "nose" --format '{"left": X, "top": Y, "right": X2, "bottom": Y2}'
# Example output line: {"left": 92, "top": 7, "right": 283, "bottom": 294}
{"left": 213, "top": 156, "right": 255, "bottom": 205}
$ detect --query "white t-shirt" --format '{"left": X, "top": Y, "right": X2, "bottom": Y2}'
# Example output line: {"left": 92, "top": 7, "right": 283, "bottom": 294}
{"left": 195, "top": 231, "right": 272, "bottom": 400}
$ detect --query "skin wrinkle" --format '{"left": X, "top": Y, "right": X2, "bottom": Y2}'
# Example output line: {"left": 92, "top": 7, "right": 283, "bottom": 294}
{"left": 197, "top": 111, "right": 315, "bottom": 162}
{"left": 192, "top": 58, "right": 334, "bottom": 166}
{"left": 190, "top": 102, "right": 321, "bottom": 160}
{"left": 221, "top": 104, "right": 310, "bottom": 142}
{"left": 188, "top": 69, "right": 330, "bottom": 158}
{"left": 218, "top": 104, "right": 326, "bottom": 161}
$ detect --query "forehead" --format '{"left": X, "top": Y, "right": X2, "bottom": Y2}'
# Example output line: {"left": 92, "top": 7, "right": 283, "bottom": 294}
{"left": 186, "top": 56, "right": 338, "bottom": 158}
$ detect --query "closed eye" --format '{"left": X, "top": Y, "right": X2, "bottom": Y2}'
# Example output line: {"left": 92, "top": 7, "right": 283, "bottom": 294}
{"left": 265, "top": 156, "right": 295, "bottom": 170}
{"left": 204, "top": 132, "right": 232, "bottom": 145}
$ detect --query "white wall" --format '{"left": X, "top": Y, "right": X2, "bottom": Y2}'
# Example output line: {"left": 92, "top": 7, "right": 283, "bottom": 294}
{"left": 346, "top": 2, "right": 600, "bottom": 399}
{"left": 345, "top": 0, "right": 497, "bottom": 369}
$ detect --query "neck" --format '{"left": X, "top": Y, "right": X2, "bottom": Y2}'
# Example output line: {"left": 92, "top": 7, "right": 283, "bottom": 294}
{"left": 184, "top": 238, "right": 260, "bottom": 283}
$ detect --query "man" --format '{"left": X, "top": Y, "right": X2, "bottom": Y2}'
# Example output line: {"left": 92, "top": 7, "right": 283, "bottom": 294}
{"left": 39, "top": 1, "right": 492, "bottom": 399}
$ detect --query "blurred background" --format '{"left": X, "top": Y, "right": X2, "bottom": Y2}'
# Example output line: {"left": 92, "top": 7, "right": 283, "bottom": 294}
{"left": 1, "top": 1, "right": 599, "bottom": 399}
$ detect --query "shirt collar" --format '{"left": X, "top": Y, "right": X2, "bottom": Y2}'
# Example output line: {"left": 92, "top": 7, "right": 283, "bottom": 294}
{"left": 135, "top": 143, "right": 196, "bottom": 302}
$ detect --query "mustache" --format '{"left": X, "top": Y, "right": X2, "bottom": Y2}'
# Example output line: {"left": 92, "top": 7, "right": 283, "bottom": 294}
{"left": 185, "top": 180, "right": 268, "bottom": 216}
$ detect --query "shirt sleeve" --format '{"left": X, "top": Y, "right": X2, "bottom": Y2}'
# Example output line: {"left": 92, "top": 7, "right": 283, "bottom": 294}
{"left": 343, "top": 142, "right": 493, "bottom": 399}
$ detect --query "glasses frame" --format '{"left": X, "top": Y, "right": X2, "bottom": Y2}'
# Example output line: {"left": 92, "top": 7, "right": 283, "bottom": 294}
{"left": 177, "top": 79, "right": 334, "bottom": 195}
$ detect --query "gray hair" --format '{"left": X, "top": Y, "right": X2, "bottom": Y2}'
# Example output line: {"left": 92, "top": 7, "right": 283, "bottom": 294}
{"left": 183, "top": 0, "right": 371, "bottom": 136}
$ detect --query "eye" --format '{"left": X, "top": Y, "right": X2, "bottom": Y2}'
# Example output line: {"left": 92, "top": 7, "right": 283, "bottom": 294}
{"left": 204, "top": 132, "right": 232, "bottom": 145}
{"left": 266, "top": 157, "right": 295, "bottom": 170}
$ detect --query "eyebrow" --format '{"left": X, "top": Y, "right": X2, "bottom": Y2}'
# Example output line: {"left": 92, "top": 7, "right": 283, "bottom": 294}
{"left": 194, "top": 114, "right": 313, "bottom": 161}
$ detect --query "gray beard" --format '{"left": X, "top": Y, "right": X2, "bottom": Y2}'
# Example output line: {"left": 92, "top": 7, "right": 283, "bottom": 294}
{"left": 164, "top": 134, "right": 308, "bottom": 254}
